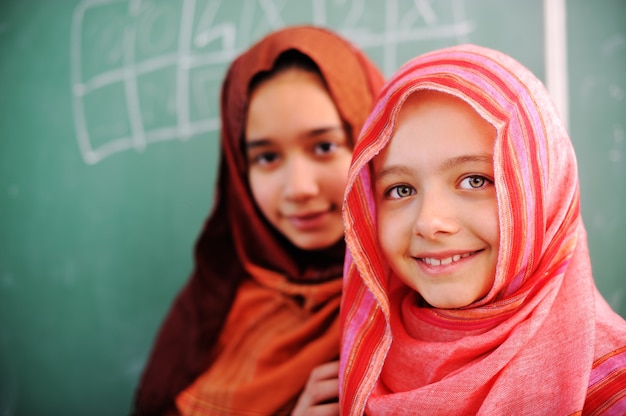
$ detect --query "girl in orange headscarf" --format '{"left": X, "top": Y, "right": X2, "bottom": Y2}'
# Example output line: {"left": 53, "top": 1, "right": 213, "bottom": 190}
{"left": 132, "top": 26, "right": 383, "bottom": 415}
{"left": 340, "top": 44, "right": 626, "bottom": 415}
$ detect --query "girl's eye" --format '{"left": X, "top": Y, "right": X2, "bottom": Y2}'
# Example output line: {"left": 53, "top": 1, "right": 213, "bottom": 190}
{"left": 251, "top": 152, "right": 279, "bottom": 166}
{"left": 314, "top": 141, "right": 338, "bottom": 155}
{"left": 387, "top": 185, "right": 415, "bottom": 199}
{"left": 459, "top": 175, "right": 491, "bottom": 189}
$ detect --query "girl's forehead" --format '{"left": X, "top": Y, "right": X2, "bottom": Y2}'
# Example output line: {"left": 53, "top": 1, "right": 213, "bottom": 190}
{"left": 392, "top": 90, "right": 489, "bottom": 137}
{"left": 371, "top": 92, "right": 495, "bottom": 169}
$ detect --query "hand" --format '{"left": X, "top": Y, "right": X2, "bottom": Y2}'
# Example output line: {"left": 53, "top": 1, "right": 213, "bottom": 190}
{"left": 291, "top": 360, "right": 340, "bottom": 416}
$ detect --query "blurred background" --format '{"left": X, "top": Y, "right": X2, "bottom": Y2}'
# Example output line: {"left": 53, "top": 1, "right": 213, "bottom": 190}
{"left": 1, "top": 0, "right": 624, "bottom": 414}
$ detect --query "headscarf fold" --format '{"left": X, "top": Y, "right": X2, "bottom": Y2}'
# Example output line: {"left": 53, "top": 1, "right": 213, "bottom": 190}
{"left": 339, "top": 44, "right": 626, "bottom": 415}
{"left": 133, "top": 25, "right": 384, "bottom": 415}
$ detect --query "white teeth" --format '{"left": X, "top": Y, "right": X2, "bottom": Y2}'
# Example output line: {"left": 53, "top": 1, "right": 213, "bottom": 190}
{"left": 422, "top": 252, "right": 471, "bottom": 266}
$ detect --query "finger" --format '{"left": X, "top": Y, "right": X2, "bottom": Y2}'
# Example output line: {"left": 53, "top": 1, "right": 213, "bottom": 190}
{"left": 292, "top": 376, "right": 339, "bottom": 415}
{"left": 302, "top": 402, "right": 340, "bottom": 416}
{"left": 308, "top": 360, "right": 340, "bottom": 382}
{"left": 306, "top": 378, "right": 339, "bottom": 405}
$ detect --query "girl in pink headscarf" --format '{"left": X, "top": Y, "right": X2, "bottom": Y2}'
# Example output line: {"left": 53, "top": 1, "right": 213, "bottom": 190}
{"left": 339, "top": 44, "right": 626, "bottom": 415}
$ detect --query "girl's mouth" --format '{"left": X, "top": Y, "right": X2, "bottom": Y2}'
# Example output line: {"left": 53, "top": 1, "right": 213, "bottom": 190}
{"left": 418, "top": 251, "right": 479, "bottom": 266}
{"left": 286, "top": 210, "right": 330, "bottom": 230}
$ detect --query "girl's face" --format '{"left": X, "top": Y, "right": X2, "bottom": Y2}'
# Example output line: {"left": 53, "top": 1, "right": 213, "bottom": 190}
{"left": 373, "top": 91, "right": 499, "bottom": 309}
{"left": 245, "top": 68, "right": 352, "bottom": 251}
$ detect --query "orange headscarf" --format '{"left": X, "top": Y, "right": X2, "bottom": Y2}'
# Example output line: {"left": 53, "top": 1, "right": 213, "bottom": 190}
{"left": 133, "top": 25, "right": 383, "bottom": 415}
{"left": 339, "top": 44, "right": 626, "bottom": 415}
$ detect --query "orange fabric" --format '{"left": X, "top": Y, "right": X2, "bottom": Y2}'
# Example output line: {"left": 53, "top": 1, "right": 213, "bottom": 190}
{"left": 339, "top": 44, "right": 626, "bottom": 415}
{"left": 133, "top": 25, "right": 384, "bottom": 415}
{"left": 177, "top": 268, "right": 342, "bottom": 415}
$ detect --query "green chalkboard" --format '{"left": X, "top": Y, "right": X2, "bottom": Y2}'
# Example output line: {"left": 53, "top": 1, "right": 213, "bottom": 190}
{"left": 568, "top": 0, "right": 626, "bottom": 320}
{"left": 0, "top": 0, "right": 623, "bottom": 414}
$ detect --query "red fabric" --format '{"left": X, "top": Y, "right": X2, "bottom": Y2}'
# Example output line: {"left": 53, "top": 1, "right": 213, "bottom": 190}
{"left": 132, "top": 25, "right": 383, "bottom": 415}
{"left": 339, "top": 44, "right": 626, "bottom": 415}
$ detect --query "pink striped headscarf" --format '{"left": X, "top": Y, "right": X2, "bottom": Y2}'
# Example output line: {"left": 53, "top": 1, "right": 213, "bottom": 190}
{"left": 339, "top": 44, "right": 626, "bottom": 415}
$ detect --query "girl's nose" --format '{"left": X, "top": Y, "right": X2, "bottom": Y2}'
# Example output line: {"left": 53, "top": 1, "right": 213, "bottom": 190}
{"left": 283, "top": 158, "right": 319, "bottom": 201}
{"left": 412, "top": 191, "right": 459, "bottom": 239}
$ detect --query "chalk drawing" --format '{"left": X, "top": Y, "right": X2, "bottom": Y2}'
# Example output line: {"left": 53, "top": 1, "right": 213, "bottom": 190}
{"left": 609, "top": 124, "right": 624, "bottom": 164}
{"left": 71, "top": 0, "right": 474, "bottom": 164}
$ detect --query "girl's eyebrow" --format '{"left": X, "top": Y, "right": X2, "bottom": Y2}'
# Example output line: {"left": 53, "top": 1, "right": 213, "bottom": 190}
{"left": 374, "top": 165, "right": 414, "bottom": 182}
{"left": 306, "top": 125, "right": 344, "bottom": 138}
{"left": 374, "top": 154, "right": 493, "bottom": 182}
{"left": 436, "top": 154, "right": 493, "bottom": 174}
{"left": 245, "top": 126, "right": 345, "bottom": 150}
{"left": 245, "top": 138, "right": 271, "bottom": 150}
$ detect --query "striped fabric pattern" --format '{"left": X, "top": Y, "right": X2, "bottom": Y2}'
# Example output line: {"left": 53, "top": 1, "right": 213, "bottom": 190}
{"left": 339, "top": 45, "right": 626, "bottom": 415}
{"left": 584, "top": 329, "right": 626, "bottom": 414}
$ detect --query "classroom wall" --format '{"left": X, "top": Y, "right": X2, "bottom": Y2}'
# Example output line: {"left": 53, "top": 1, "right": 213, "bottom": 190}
{"left": 0, "top": 0, "right": 624, "bottom": 414}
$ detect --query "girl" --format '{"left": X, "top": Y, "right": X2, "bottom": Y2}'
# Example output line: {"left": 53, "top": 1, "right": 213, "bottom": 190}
{"left": 340, "top": 44, "right": 626, "bottom": 415}
{"left": 133, "top": 26, "right": 384, "bottom": 415}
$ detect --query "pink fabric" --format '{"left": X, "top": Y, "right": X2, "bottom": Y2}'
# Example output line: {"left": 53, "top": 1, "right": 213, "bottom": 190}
{"left": 339, "top": 44, "right": 626, "bottom": 415}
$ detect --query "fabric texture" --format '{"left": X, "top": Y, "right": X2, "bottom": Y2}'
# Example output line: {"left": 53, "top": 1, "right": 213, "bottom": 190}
{"left": 339, "top": 44, "right": 626, "bottom": 415}
{"left": 132, "top": 25, "right": 384, "bottom": 415}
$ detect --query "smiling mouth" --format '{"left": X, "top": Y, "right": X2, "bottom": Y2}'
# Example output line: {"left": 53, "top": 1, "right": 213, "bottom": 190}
{"left": 287, "top": 211, "right": 327, "bottom": 221}
{"left": 284, "top": 210, "right": 332, "bottom": 230}
{"left": 419, "top": 251, "right": 478, "bottom": 266}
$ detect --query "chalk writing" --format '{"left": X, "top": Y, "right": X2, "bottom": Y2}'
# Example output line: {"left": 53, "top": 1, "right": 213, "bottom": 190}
{"left": 71, "top": 0, "right": 473, "bottom": 164}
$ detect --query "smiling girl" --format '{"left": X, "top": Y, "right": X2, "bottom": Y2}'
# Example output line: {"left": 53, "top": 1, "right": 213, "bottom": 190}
{"left": 339, "top": 44, "right": 626, "bottom": 415}
{"left": 132, "top": 26, "right": 383, "bottom": 415}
